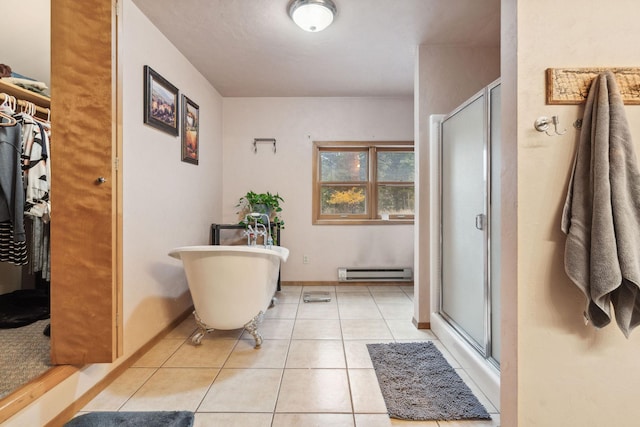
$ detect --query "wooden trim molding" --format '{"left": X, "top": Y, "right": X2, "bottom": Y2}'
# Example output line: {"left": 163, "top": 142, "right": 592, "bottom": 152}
{"left": 412, "top": 318, "right": 431, "bottom": 330}
{"left": 0, "top": 366, "right": 79, "bottom": 425}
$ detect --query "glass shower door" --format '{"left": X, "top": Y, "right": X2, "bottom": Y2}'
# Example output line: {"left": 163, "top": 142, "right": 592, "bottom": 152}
{"left": 440, "top": 92, "right": 487, "bottom": 353}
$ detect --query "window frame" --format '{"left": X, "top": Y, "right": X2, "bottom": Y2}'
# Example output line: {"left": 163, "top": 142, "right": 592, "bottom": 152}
{"left": 312, "top": 141, "right": 415, "bottom": 225}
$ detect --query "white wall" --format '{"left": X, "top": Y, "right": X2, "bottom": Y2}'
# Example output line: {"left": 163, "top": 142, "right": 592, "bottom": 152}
{"left": 0, "top": 0, "right": 50, "bottom": 87}
{"left": 0, "top": 0, "right": 50, "bottom": 294}
{"left": 414, "top": 45, "right": 500, "bottom": 325}
{"left": 222, "top": 97, "right": 414, "bottom": 282}
{"left": 121, "top": 0, "right": 223, "bottom": 353}
{"left": 502, "top": 0, "right": 640, "bottom": 425}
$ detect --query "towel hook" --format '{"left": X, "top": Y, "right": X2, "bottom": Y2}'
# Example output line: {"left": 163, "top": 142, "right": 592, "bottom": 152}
{"left": 534, "top": 115, "right": 567, "bottom": 136}
{"left": 552, "top": 115, "right": 567, "bottom": 135}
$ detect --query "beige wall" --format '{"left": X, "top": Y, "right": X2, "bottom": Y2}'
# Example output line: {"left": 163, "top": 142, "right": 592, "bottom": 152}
{"left": 415, "top": 44, "right": 500, "bottom": 325}
{"left": 499, "top": 0, "right": 518, "bottom": 424}
{"left": 503, "top": 0, "right": 640, "bottom": 425}
{"left": 221, "top": 97, "right": 414, "bottom": 281}
{"left": 0, "top": 0, "right": 50, "bottom": 87}
{"left": 121, "top": 0, "right": 224, "bottom": 352}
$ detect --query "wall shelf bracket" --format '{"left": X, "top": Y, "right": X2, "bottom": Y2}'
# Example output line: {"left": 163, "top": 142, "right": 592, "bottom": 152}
{"left": 253, "top": 138, "right": 277, "bottom": 154}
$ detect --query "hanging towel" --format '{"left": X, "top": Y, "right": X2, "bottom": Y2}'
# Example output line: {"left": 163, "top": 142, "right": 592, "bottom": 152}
{"left": 561, "top": 70, "right": 640, "bottom": 338}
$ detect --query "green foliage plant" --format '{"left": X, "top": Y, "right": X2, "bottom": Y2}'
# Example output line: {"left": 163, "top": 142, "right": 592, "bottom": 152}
{"left": 236, "top": 190, "right": 285, "bottom": 230}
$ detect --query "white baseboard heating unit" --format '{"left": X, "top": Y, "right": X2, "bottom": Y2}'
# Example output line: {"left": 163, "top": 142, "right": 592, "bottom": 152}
{"left": 337, "top": 267, "right": 413, "bottom": 282}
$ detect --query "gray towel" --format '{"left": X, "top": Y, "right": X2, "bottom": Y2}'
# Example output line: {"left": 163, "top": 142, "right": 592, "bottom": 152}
{"left": 561, "top": 70, "right": 640, "bottom": 338}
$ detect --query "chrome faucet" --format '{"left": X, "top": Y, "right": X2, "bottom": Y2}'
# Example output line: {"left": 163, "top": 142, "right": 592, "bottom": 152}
{"left": 243, "top": 223, "right": 256, "bottom": 246}
{"left": 243, "top": 212, "right": 272, "bottom": 248}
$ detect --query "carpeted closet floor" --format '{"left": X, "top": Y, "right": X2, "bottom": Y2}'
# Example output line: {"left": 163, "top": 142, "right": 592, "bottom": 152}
{"left": 0, "top": 318, "right": 51, "bottom": 399}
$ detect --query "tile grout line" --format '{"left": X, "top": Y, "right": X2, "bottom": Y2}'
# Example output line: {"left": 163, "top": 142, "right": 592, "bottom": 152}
{"left": 116, "top": 331, "right": 192, "bottom": 412}
{"left": 336, "top": 285, "right": 358, "bottom": 424}
{"left": 269, "top": 292, "right": 296, "bottom": 424}
{"left": 192, "top": 328, "right": 243, "bottom": 414}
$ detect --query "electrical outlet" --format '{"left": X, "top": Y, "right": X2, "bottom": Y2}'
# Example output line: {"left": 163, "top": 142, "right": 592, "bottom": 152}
{"left": 303, "top": 255, "right": 310, "bottom": 264}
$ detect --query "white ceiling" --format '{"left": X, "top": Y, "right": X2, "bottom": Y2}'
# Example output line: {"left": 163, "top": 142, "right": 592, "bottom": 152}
{"left": 131, "top": 0, "right": 500, "bottom": 97}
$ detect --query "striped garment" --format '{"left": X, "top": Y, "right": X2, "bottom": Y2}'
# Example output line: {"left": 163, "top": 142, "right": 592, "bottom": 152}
{"left": 0, "top": 221, "right": 27, "bottom": 265}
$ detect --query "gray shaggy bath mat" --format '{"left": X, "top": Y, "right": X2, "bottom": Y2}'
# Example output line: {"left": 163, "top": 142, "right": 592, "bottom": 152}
{"left": 63, "top": 411, "right": 194, "bottom": 427}
{"left": 367, "top": 341, "right": 491, "bottom": 421}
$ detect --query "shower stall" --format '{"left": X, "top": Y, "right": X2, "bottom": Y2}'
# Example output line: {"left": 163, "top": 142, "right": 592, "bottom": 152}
{"left": 429, "top": 79, "right": 501, "bottom": 407}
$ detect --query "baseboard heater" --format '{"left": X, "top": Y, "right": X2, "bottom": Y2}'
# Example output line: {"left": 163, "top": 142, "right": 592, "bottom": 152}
{"left": 337, "top": 267, "right": 413, "bottom": 282}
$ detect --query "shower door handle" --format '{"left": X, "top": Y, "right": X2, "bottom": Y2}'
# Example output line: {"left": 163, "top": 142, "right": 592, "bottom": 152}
{"left": 475, "top": 214, "right": 485, "bottom": 230}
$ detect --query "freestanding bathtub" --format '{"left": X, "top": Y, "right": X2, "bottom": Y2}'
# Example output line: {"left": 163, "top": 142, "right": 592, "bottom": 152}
{"left": 168, "top": 245, "right": 289, "bottom": 348}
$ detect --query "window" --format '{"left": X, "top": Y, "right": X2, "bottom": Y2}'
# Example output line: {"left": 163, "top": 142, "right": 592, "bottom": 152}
{"left": 312, "top": 141, "right": 414, "bottom": 224}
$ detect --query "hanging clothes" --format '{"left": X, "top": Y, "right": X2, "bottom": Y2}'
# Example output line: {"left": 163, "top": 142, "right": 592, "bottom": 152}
{"left": 0, "top": 120, "right": 28, "bottom": 266}
{"left": 0, "top": 92, "right": 52, "bottom": 276}
{"left": 26, "top": 215, "right": 50, "bottom": 282}
{"left": 19, "top": 114, "right": 52, "bottom": 279}
{"left": 21, "top": 117, "right": 51, "bottom": 217}
{"left": 0, "top": 222, "right": 28, "bottom": 264}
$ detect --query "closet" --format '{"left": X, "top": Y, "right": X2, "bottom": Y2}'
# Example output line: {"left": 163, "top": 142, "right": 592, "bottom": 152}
{"left": 0, "top": 79, "right": 53, "bottom": 400}
{"left": 0, "top": 1, "right": 120, "bottom": 420}
{"left": 0, "top": 80, "right": 52, "bottom": 298}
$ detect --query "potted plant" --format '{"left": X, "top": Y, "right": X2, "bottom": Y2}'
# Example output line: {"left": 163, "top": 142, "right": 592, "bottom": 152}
{"left": 236, "top": 190, "right": 285, "bottom": 231}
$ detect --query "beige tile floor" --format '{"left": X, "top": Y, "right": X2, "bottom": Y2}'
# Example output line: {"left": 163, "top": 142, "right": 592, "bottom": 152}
{"left": 77, "top": 285, "right": 500, "bottom": 426}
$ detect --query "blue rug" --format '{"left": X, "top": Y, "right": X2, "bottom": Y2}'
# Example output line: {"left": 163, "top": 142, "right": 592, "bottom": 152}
{"left": 367, "top": 341, "right": 491, "bottom": 421}
{"left": 64, "top": 411, "right": 194, "bottom": 427}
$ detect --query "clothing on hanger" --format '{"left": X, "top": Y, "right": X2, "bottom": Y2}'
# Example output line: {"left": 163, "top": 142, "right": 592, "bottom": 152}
{"left": 0, "top": 122, "right": 28, "bottom": 265}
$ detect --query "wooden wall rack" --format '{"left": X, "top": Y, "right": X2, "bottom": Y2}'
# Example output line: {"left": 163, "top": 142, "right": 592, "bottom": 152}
{"left": 546, "top": 67, "right": 640, "bottom": 105}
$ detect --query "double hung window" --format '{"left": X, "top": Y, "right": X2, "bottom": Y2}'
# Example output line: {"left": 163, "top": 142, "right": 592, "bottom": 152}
{"left": 312, "top": 141, "right": 414, "bottom": 224}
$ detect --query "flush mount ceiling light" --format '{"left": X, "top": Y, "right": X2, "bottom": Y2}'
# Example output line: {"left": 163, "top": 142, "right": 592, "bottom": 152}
{"left": 288, "top": 0, "right": 337, "bottom": 32}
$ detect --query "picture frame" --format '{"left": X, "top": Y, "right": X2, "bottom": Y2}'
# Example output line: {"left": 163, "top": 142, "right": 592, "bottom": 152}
{"left": 181, "top": 95, "right": 200, "bottom": 165}
{"left": 143, "top": 65, "right": 179, "bottom": 136}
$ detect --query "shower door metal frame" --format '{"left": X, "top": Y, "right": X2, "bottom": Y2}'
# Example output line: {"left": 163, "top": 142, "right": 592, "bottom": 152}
{"left": 486, "top": 79, "right": 500, "bottom": 369}
{"left": 438, "top": 79, "right": 500, "bottom": 365}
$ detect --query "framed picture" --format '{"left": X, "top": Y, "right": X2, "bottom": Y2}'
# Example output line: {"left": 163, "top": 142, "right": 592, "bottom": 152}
{"left": 143, "top": 65, "right": 179, "bottom": 136}
{"left": 181, "top": 95, "right": 199, "bottom": 165}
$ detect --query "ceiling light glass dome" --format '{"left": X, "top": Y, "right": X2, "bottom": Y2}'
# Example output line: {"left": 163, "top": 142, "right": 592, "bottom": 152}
{"left": 288, "top": 0, "right": 337, "bottom": 32}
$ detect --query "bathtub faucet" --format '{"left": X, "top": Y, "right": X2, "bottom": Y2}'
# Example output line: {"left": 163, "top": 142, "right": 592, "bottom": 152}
{"left": 242, "top": 224, "right": 256, "bottom": 246}
{"left": 244, "top": 212, "right": 272, "bottom": 248}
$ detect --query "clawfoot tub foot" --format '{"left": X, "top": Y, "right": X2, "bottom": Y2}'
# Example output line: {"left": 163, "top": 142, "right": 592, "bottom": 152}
{"left": 191, "top": 330, "right": 206, "bottom": 345}
{"left": 244, "top": 311, "right": 265, "bottom": 348}
{"left": 191, "top": 311, "right": 214, "bottom": 346}
{"left": 269, "top": 296, "right": 277, "bottom": 308}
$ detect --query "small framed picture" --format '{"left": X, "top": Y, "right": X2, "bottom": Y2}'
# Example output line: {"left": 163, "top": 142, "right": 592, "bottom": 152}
{"left": 181, "top": 95, "right": 199, "bottom": 165}
{"left": 143, "top": 65, "right": 179, "bottom": 136}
